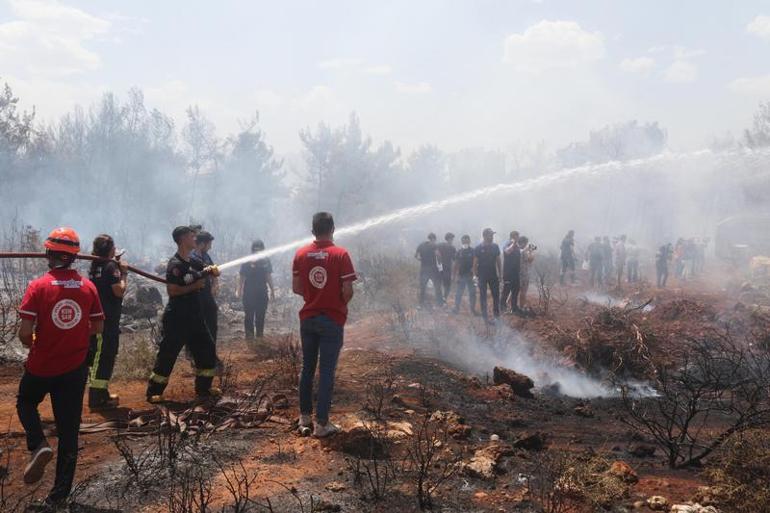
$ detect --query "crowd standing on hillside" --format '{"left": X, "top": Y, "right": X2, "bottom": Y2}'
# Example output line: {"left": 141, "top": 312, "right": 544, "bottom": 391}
{"left": 413, "top": 228, "right": 712, "bottom": 320}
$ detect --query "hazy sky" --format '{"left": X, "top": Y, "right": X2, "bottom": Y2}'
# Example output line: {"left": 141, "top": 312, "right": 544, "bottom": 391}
{"left": 1, "top": 0, "right": 769, "bottom": 154}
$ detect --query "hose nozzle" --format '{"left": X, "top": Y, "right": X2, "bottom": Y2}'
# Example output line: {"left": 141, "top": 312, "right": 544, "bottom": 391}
{"left": 203, "top": 265, "right": 220, "bottom": 277}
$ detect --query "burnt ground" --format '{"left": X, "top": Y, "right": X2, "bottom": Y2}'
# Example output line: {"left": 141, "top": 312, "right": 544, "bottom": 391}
{"left": 0, "top": 267, "right": 768, "bottom": 513}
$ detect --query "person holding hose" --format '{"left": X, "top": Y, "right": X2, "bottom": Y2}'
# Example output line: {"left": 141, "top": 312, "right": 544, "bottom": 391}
{"left": 146, "top": 226, "right": 220, "bottom": 403}
{"left": 238, "top": 240, "right": 275, "bottom": 341}
{"left": 87, "top": 234, "right": 127, "bottom": 410}
{"left": 293, "top": 212, "right": 356, "bottom": 437}
{"left": 16, "top": 227, "right": 104, "bottom": 509}
{"left": 192, "top": 231, "right": 219, "bottom": 345}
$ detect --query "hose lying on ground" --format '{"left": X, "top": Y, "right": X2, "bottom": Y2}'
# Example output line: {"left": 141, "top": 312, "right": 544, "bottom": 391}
{"left": 0, "top": 252, "right": 168, "bottom": 284}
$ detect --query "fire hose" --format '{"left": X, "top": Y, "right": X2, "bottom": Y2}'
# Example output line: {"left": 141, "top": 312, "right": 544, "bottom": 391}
{"left": 0, "top": 252, "right": 169, "bottom": 284}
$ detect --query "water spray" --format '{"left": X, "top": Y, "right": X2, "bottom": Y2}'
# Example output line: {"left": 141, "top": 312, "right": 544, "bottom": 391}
{"left": 217, "top": 147, "right": 767, "bottom": 271}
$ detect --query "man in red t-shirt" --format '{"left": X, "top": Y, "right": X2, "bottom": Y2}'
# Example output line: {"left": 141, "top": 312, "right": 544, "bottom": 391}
{"left": 16, "top": 227, "right": 104, "bottom": 509}
{"left": 292, "top": 212, "right": 356, "bottom": 437}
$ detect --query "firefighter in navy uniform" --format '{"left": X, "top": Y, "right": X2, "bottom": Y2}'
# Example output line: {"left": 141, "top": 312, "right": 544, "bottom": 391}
{"left": 87, "top": 234, "right": 127, "bottom": 409}
{"left": 146, "top": 226, "right": 220, "bottom": 403}
{"left": 192, "top": 231, "right": 218, "bottom": 344}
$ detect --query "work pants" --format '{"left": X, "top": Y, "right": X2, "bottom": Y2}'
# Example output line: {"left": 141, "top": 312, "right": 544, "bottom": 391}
{"left": 88, "top": 318, "right": 120, "bottom": 396}
{"left": 201, "top": 294, "right": 218, "bottom": 343}
{"left": 418, "top": 267, "right": 443, "bottom": 306}
{"left": 17, "top": 363, "right": 88, "bottom": 503}
{"left": 147, "top": 307, "right": 217, "bottom": 397}
{"left": 589, "top": 260, "right": 603, "bottom": 287}
{"left": 500, "top": 275, "right": 520, "bottom": 312}
{"left": 478, "top": 276, "right": 500, "bottom": 319}
{"left": 244, "top": 292, "right": 269, "bottom": 338}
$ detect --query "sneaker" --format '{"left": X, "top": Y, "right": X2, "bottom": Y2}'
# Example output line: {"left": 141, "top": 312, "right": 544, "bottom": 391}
{"left": 299, "top": 414, "right": 312, "bottom": 428}
{"left": 313, "top": 421, "right": 340, "bottom": 438}
{"left": 24, "top": 441, "right": 53, "bottom": 484}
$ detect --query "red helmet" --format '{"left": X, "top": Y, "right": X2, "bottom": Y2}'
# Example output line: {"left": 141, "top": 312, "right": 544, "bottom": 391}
{"left": 44, "top": 227, "right": 81, "bottom": 255}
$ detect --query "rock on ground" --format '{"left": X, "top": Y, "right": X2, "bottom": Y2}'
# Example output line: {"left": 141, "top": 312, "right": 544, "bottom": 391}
{"left": 512, "top": 431, "right": 547, "bottom": 451}
{"left": 646, "top": 496, "right": 669, "bottom": 511}
{"left": 463, "top": 443, "right": 515, "bottom": 480}
{"left": 607, "top": 460, "right": 638, "bottom": 484}
{"left": 492, "top": 366, "right": 535, "bottom": 398}
{"left": 670, "top": 504, "right": 719, "bottom": 513}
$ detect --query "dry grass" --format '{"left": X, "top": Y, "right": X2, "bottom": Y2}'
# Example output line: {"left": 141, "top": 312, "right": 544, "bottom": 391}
{"left": 705, "top": 429, "right": 770, "bottom": 511}
{"left": 113, "top": 331, "right": 157, "bottom": 381}
{"left": 527, "top": 450, "right": 631, "bottom": 513}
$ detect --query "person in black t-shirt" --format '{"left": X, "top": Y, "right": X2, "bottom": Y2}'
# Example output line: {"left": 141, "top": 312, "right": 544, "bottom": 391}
{"left": 87, "top": 234, "right": 127, "bottom": 409}
{"left": 500, "top": 231, "right": 521, "bottom": 314}
{"left": 192, "top": 231, "right": 219, "bottom": 344}
{"left": 452, "top": 235, "right": 477, "bottom": 314}
{"left": 473, "top": 228, "right": 502, "bottom": 323}
{"left": 586, "top": 237, "right": 604, "bottom": 287}
{"left": 415, "top": 233, "right": 443, "bottom": 307}
{"left": 436, "top": 233, "right": 456, "bottom": 302}
{"left": 146, "top": 226, "right": 219, "bottom": 403}
{"left": 238, "top": 240, "right": 275, "bottom": 340}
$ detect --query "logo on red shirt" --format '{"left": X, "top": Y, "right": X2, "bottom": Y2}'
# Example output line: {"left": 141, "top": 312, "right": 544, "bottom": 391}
{"left": 309, "top": 266, "right": 328, "bottom": 289}
{"left": 51, "top": 299, "right": 82, "bottom": 330}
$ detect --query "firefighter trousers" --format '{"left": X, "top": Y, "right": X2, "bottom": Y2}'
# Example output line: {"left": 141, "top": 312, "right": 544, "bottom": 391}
{"left": 244, "top": 293, "right": 269, "bottom": 338}
{"left": 201, "top": 294, "right": 218, "bottom": 343}
{"left": 147, "top": 307, "right": 217, "bottom": 397}
{"left": 88, "top": 318, "right": 120, "bottom": 393}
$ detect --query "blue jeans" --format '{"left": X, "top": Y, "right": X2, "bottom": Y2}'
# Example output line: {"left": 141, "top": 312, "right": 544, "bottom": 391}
{"left": 453, "top": 275, "right": 476, "bottom": 313}
{"left": 299, "top": 314, "right": 344, "bottom": 424}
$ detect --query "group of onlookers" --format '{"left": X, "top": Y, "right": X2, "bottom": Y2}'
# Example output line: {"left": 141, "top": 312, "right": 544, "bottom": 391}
{"left": 415, "top": 229, "right": 537, "bottom": 324}
{"left": 559, "top": 231, "right": 709, "bottom": 289}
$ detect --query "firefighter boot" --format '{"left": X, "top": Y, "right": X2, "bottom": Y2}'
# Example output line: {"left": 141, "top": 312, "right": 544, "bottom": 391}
{"left": 89, "top": 387, "right": 119, "bottom": 409}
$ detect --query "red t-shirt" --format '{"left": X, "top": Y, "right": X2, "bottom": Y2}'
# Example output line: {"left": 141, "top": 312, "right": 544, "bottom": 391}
{"left": 292, "top": 240, "right": 357, "bottom": 326}
{"left": 18, "top": 269, "right": 104, "bottom": 377}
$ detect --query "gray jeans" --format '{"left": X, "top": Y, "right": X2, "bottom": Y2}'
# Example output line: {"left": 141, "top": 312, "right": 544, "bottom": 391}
{"left": 299, "top": 314, "right": 344, "bottom": 424}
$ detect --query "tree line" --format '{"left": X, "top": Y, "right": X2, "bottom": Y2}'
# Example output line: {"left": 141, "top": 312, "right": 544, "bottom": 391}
{"left": 1, "top": 79, "right": 767, "bottom": 259}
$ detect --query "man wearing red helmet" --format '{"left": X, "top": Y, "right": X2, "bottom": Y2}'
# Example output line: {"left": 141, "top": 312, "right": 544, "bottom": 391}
{"left": 16, "top": 227, "right": 104, "bottom": 509}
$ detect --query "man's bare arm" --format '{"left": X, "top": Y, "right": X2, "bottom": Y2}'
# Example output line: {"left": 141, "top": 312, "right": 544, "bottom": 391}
{"left": 18, "top": 318, "right": 34, "bottom": 347}
{"left": 342, "top": 281, "right": 354, "bottom": 304}
{"left": 292, "top": 275, "right": 303, "bottom": 296}
{"left": 90, "top": 319, "right": 104, "bottom": 336}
